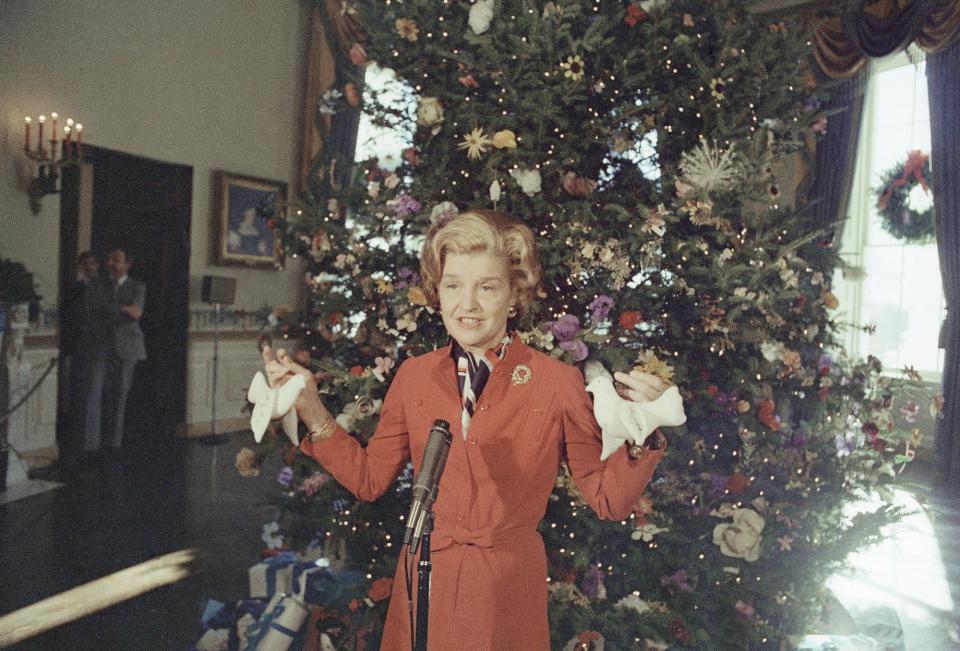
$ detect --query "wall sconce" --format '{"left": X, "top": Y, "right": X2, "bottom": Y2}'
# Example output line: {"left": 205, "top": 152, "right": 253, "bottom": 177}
{"left": 23, "top": 113, "right": 84, "bottom": 215}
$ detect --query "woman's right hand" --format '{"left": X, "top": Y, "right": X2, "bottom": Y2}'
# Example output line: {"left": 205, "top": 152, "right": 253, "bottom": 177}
{"left": 261, "top": 344, "right": 336, "bottom": 436}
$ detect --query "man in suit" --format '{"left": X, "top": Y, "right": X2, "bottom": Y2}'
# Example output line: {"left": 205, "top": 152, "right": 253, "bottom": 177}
{"left": 83, "top": 246, "right": 147, "bottom": 453}
{"left": 57, "top": 251, "right": 100, "bottom": 469}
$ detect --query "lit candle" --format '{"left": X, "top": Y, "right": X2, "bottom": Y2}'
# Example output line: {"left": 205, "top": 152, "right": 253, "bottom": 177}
{"left": 76, "top": 123, "right": 83, "bottom": 152}
{"left": 37, "top": 114, "right": 45, "bottom": 149}
{"left": 24, "top": 117, "right": 31, "bottom": 151}
{"left": 64, "top": 125, "right": 71, "bottom": 143}
{"left": 51, "top": 112, "right": 58, "bottom": 143}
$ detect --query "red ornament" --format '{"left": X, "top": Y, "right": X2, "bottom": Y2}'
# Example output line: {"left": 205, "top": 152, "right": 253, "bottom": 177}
{"left": 669, "top": 618, "right": 691, "bottom": 643}
{"left": 619, "top": 310, "right": 642, "bottom": 330}
{"left": 624, "top": 5, "right": 649, "bottom": 27}
{"left": 757, "top": 399, "right": 780, "bottom": 431}
{"left": 725, "top": 473, "right": 752, "bottom": 494}
{"left": 368, "top": 577, "right": 394, "bottom": 601}
{"left": 349, "top": 366, "right": 364, "bottom": 377}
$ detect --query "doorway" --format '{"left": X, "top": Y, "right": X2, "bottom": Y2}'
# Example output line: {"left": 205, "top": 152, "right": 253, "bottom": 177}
{"left": 58, "top": 147, "right": 192, "bottom": 453}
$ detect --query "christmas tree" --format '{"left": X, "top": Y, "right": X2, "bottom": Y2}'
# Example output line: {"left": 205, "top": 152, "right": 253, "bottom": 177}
{"left": 250, "top": 1, "right": 916, "bottom": 648}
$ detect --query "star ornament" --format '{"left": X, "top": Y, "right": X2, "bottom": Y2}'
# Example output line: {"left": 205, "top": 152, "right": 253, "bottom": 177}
{"left": 458, "top": 127, "right": 492, "bottom": 160}
{"left": 247, "top": 371, "right": 306, "bottom": 445}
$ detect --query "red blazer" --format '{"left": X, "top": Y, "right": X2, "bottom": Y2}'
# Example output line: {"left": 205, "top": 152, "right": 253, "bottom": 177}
{"left": 301, "top": 339, "right": 664, "bottom": 650}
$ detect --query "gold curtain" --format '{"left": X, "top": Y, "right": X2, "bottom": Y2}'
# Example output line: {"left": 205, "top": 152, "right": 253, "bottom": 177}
{"left": 811, "top": 0, "right": 960, "bottom": 79}
{"left": 299, "top": 1, "right": 365, "bottom": 194}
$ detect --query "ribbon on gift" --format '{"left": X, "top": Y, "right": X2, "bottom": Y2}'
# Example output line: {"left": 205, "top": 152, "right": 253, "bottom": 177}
{"left": 242, "top": 592, "right": 309, "bottom": 651}
{"left": 249, "top": 552, "right": 298, "bottom": 599}
{"left": 878, "top": 150, "right": 929, "bottom": 211}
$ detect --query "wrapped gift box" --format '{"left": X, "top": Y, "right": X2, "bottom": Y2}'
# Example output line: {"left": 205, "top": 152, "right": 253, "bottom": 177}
{"left": 249, "top": 551, "right": 299, "bottom": 599}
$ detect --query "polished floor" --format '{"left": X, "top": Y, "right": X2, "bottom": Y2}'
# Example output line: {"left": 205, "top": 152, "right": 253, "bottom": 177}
{"left": 1, "top": 439, "right": 959, "bottom": 650}
{"left": 0, "top": 433, "right": 284, "bottom": 650}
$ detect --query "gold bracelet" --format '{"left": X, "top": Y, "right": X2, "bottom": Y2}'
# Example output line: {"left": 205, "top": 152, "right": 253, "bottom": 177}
{"left": 307, "top": 418, "right": 337, "bottom": 443}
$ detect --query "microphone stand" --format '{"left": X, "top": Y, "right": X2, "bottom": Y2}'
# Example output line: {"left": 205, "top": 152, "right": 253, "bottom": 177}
{"left": 413, "top": 512, "right": 434, "bottom": 651}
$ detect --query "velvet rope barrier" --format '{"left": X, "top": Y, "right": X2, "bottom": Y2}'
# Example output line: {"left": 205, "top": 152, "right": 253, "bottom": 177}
{"left": 0, "top": 549, "right": 197, "bottom": 646}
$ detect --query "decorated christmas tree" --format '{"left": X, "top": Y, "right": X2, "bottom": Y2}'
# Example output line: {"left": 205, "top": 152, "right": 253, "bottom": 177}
{"left": 248, "top": 1, "right": 917, "bottom": 648}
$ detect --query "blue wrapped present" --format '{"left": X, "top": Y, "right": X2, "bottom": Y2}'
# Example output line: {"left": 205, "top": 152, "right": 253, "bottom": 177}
{"left": 294, "top": 564, "right": 366, "bottom": 607}
{"left": 249, "top": 551, "right": 299, "bottom": 599}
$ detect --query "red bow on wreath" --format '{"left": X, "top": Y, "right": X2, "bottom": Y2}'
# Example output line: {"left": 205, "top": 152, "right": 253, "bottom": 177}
{"left": 878, "top": 150, "right": 929, "bottom": 211}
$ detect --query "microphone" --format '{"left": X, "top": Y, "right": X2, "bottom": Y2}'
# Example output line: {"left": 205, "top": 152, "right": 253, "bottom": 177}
{"left": 403, "top": 419, "right": 452, "bottom": 555}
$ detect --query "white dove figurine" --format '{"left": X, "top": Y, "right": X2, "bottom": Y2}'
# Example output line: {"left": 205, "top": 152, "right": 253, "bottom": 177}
{"left": 584, "top": 360, "right": 687, "bottom": 461}
{"left": 247, "top": 371, "right": 306, "bottom": 446}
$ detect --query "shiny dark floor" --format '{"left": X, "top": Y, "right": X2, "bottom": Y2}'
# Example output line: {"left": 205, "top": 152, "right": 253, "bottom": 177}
{"left": 2, "top": 439, "right": 959, "bottom": 650}
{"left": 0, "top": 433, "right": 281, "bottom": 650}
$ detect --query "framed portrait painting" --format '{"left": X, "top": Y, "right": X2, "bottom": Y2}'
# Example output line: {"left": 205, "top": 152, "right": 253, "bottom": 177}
{"left": 214, "top": 171, "right": 286, "bottom": 267}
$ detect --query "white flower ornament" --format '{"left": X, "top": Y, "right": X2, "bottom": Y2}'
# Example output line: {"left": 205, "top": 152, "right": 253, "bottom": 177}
{"left": 247, "top": 371, "right": 306, "bottom": 445}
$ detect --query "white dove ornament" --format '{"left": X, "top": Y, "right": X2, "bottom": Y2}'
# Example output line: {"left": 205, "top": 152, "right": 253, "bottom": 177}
{"left": 584, "top": 361, "right": 687, "bottom": 461}
{"left": 247, "top": 371, "right": 306, "bottom": 445}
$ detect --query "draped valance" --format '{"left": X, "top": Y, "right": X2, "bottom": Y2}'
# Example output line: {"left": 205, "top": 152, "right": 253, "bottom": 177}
{"left": 812, "top": 0, "right": 960, "bottom": 78}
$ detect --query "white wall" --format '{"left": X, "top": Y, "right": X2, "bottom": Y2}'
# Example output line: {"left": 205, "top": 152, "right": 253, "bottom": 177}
{"left": 0, "top": 0, "right": 308, "bottom": 309}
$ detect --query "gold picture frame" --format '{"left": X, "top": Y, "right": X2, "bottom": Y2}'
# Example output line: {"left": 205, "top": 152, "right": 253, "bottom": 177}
{"left": 214, "top": 171, "right": 286, "bottom": 268}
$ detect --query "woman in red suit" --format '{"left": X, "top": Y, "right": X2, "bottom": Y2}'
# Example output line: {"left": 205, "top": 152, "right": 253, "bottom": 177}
{"left": 264, "top": 210, "right": 674, "bottom": 650}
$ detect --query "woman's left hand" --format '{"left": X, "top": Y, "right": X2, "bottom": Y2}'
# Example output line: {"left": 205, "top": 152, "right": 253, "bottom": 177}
{"left": 613, "top": 370, "right": 670, "bottom": 403}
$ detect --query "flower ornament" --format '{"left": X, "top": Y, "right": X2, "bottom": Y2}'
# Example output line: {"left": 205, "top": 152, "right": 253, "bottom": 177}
{"left": 710, "top": 77, "right": 727, "bottom": 100}
{"left": 587, "top": 295, "right": 614, "bottom": 325}
{"left": 349, "top": 43, "right": 367, "bottom": 66}
{"left": 642, "top": 205, "right": 668, "bottom": 236}
{"left": 416, "top": 97, "right": 444, "bottom": 130}
{"left": 395, "top": 18, "right": 419, "bottom": 42}
{"left": 235, "top": 448, "right": 260, "bottom": 478}
{"left": 430, "top": 201, "right": 459, "bottom": 226}
{"left": 407, "top": 286, "right": 429, "bottom": 306}
{"left": 395, "top": 312, "right": 418, "bottom": 332}
{"left": 262, "top": 522, "right": 284, "bottom": 549}
{"left": 300, "top": 471, "right": 330, "bottom": 496}
{"left": 277, "top": 466, "right": 293, "bottom": 487}
{"left": 549, "top": 314, "right": 588, "bottom": 361}
{"left": 509, "top": 168, "right": 542, "bottom": 196}
{"left": 632, "top": 521, "right": 669, "bottom": 542}
{"left": 317, "top": 89, "right": 343, "bottom": 115}
{"left": 562, "top": 171, "right": 598, "bottom": 197}
{"left": 492, "top": 129, "right": 517, "bottom": 149}
{"left": 468, "top": 0, "right": 495, "bottom": 35}
{"left": 713, "top": 508, "right": 765, "bottom": 561}
{"left": 489, "top": 179, "right": 502, "bottom": 203}
{"left": 458, "top": 127, "right": 493, "bottom": 159}
{"left": 757, "top": 399, "right": 781, "bottom": 431}
{"left": 561, "top": 55, "right": 585, "bottom": 81}
{"left": 660, "top": 569, "right": 695, "bottom": 592}
{"left": 386, "top": 193, "right": 422, "bottom": 219}
{"left": 373, "top": 356, "right": 395, "bottom": 382}
{"left": 624, "top": 5, "right": 648, "bottom": 27}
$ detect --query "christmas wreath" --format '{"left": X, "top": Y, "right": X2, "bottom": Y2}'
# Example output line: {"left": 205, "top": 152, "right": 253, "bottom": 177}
{"left": 874, "top": 150, "right": 935, "bottom": 244}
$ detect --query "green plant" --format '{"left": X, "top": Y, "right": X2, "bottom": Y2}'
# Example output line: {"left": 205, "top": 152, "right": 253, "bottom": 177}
{"left": 0, "top": 258, "right": 42, "bottom": 305}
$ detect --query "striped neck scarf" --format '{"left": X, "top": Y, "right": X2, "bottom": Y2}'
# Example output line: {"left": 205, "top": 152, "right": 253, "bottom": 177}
{"left": 450, "top": 334, "right": 512, "bottom": 438}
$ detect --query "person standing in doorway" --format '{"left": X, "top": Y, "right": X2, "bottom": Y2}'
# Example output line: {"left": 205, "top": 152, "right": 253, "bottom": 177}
{"left": 57, "top": 251, "right": 100, "bottom": 470}
{"left": 83, "top": 246, "right": 146, "bottom": 455}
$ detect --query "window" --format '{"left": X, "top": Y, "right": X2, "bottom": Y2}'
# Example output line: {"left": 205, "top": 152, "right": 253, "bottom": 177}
{"left": 836, "top": 51, "right": 944, "bottom": 379}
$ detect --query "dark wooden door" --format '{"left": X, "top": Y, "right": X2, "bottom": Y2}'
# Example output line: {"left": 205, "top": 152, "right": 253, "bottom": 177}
{"left": 85, "top": 146, "right": 192, "bottom": 448}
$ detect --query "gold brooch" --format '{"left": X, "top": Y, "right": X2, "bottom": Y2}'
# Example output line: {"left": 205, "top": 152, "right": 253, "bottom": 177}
{"left": 511, "top": 364, "right": 532, "bottom": 385}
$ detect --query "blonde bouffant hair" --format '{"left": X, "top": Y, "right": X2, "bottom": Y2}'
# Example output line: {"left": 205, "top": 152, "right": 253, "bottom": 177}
{"left": 420, "top": 210, "right": 542, "bottom": 317}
